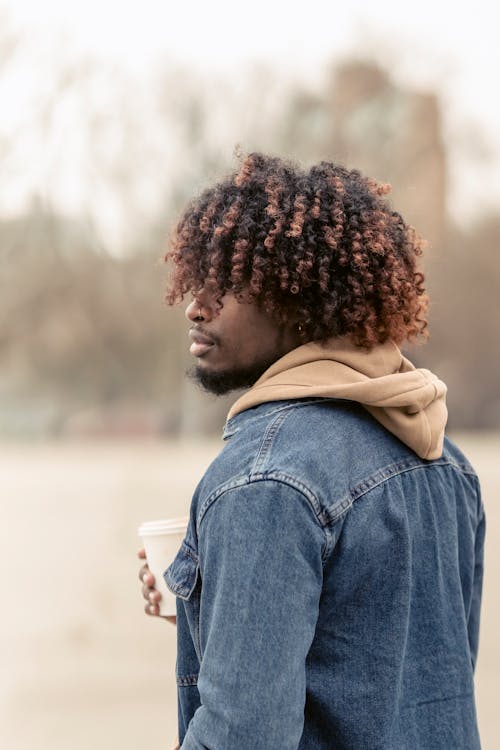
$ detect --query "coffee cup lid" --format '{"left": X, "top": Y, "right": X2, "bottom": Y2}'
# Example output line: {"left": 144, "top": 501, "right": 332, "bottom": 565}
{"left": 138, "top": 516, "right": 189, "bottom": 536}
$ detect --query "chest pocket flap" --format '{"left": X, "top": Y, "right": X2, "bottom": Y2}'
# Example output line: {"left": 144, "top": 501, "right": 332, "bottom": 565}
{"left": 163, "top": 541, "right": 200, "bottom": 601}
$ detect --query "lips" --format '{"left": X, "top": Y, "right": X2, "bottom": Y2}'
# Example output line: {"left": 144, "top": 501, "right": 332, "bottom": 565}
{"left": 189, "top": 328, "right": 216, "bottom": 358}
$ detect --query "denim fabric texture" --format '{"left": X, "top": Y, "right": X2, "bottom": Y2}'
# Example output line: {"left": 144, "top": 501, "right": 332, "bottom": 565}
{"left": 164, "top": 398, "right": 484, "bottom": 749}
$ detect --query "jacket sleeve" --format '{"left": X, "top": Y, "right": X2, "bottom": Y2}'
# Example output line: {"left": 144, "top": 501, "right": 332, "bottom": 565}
{"left": 468, "top": 486, "right": 486, "bottom": 673}
{"left": 180, "top": 479, "right": 326, "bottom": 750}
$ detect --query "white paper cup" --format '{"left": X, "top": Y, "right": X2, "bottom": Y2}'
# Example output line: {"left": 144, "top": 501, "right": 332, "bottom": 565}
{"left": 138, "top": 516, "right": 189, "bottom": 616}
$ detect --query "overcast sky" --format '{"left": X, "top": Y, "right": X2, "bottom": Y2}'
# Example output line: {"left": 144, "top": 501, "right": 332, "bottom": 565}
{"left": 1, "top": 0, "right": 499, "bottom": 233}
{"left": 5, "top": 0, "right": 497, "bottom": 99}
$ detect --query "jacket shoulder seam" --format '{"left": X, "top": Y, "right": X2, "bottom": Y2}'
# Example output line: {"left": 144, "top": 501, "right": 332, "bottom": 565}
{"left": 197, "top": 474, "right": 331, "bottom": 561}
{"left": 326, "top": 458, "right": 481, "bottom": 525}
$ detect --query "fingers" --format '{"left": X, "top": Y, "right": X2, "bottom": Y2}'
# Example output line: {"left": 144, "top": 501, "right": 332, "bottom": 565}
{"left": 139, "top": 559, "right": 163, "bottom": 616}
{"left": 142, "top": 582, "right": 161, "bottom": 603}
{"left": 138, "top": 563, "right": 154, "bottom": 587}
{"left": 138, "top": 550, "right": 173, "bottom": 621}
{"left": 143, "top": 586, "right": 161, "bottom": 616}
{"left": 144, "top": 602, "right": 177, "bottom": 621}
{"left": 145, "top": 600, "right": 161, "bottom": 616}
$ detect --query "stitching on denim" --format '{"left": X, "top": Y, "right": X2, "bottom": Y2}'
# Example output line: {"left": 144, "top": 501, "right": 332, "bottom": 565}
{"left": 257, "top": 471, "right": 323, "bottom": 517}
{"left": 223, "top": 397, "right": 340, "bottom": 437}
{"left": 197, "top": 475, "right": 332, "bottom": 563}
{"left": 198, "top": 475, "right": 321, "bottom": 527}
{"left": 165, "top": 565, "right": 199, "bottom": 600}
{"left": 326, "top": 459, "right": 480, "bottom": 525}
{"left": 165, "top": 542, "right": 200, "bottom": 600}
{"left": 251, "top": 409, "right": 289, "bottom": 475}
{"left": 181, "top": 542, "right": 199, "bottom": 564}
{"left": 165, "top": 576, "right": 197, "bottom": 599}
{"left": 176, "top": 673, "right": 199, "bottom": 686}
{"left": 198, "top": 475, "right": 251, "bottom": 522}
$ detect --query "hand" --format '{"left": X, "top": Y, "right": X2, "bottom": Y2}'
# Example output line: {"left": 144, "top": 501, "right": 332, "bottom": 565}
{"left": 138, "top": 548, "right": 177, "bottom": 625}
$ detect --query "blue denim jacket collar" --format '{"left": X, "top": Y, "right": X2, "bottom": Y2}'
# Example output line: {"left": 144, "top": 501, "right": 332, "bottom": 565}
{"left": 222, "top": 397, "right": 337, "bottom": 440}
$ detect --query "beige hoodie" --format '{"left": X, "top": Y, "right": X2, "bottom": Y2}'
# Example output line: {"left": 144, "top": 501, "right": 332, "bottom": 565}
{"left": 227, "top": 338, "right": 448, "bottom": 460}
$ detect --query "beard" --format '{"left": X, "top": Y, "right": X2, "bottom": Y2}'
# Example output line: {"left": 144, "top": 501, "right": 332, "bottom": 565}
{"left": 187, "top": 354, "right": 278, "bottom": 396}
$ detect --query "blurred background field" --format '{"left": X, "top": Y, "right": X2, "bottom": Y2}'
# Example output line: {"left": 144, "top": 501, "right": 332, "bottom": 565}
{"left": 0, "top": 434, "right": 498, "bottom": 749}
{"left": 1, "top": 0, "right": 499, "bottom": 747}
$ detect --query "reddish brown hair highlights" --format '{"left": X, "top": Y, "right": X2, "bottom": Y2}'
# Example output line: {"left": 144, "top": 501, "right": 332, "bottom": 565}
{"left": 166, "top": 152, "right": 428, "bottom": 348}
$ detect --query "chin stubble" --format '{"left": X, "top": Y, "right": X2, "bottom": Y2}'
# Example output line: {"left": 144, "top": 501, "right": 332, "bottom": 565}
{"left": 187, "top": 355, "right": 278, "bottom": 396}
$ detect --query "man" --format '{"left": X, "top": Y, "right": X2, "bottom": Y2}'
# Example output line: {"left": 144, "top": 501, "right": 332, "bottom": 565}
{"left": 138, "top": 153, "right": 485, "bottom": 749}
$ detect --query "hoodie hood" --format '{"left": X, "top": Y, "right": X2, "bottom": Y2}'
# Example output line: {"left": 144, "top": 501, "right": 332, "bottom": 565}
{"left": 227, "top": 338, "right": 448, "bottom": 460}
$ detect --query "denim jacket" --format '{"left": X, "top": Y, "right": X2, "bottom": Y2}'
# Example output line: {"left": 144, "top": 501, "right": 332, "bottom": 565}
{"left": 164, "top": 398, "right": 484, "bottom": 749}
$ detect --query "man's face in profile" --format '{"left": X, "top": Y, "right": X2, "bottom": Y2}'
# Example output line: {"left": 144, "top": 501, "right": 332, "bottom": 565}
{"left": 185, "top": 291, "right": 300, "bottom": 395}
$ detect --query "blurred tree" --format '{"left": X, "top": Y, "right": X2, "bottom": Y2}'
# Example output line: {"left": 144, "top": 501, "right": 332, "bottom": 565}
{"left": 425, "top": 216, "right": 500, "bottom": 428}
{"left": 0, "top": 201, "right": 178, "bottom": 433}
{"left": 326, "top": 60, "right": 447, "bottom": 255}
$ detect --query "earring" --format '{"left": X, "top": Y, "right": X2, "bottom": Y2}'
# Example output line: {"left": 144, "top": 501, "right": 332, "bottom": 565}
{"left": 298, "top": 322, "right": 303, "bottom": 333}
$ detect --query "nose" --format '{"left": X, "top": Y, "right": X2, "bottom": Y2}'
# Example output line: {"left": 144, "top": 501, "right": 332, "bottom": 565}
{"left": 185, "top": 293, "right": 214, "bottom": 323}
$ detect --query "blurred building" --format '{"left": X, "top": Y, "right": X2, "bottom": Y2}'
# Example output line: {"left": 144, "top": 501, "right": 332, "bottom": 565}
{"left": 327, "top": 61, "right": 447, "bottom": 254}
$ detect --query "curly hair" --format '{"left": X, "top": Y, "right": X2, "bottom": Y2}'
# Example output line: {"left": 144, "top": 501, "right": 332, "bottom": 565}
{"left": 165, "top": 152, "right": 429, "bottom": 348}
